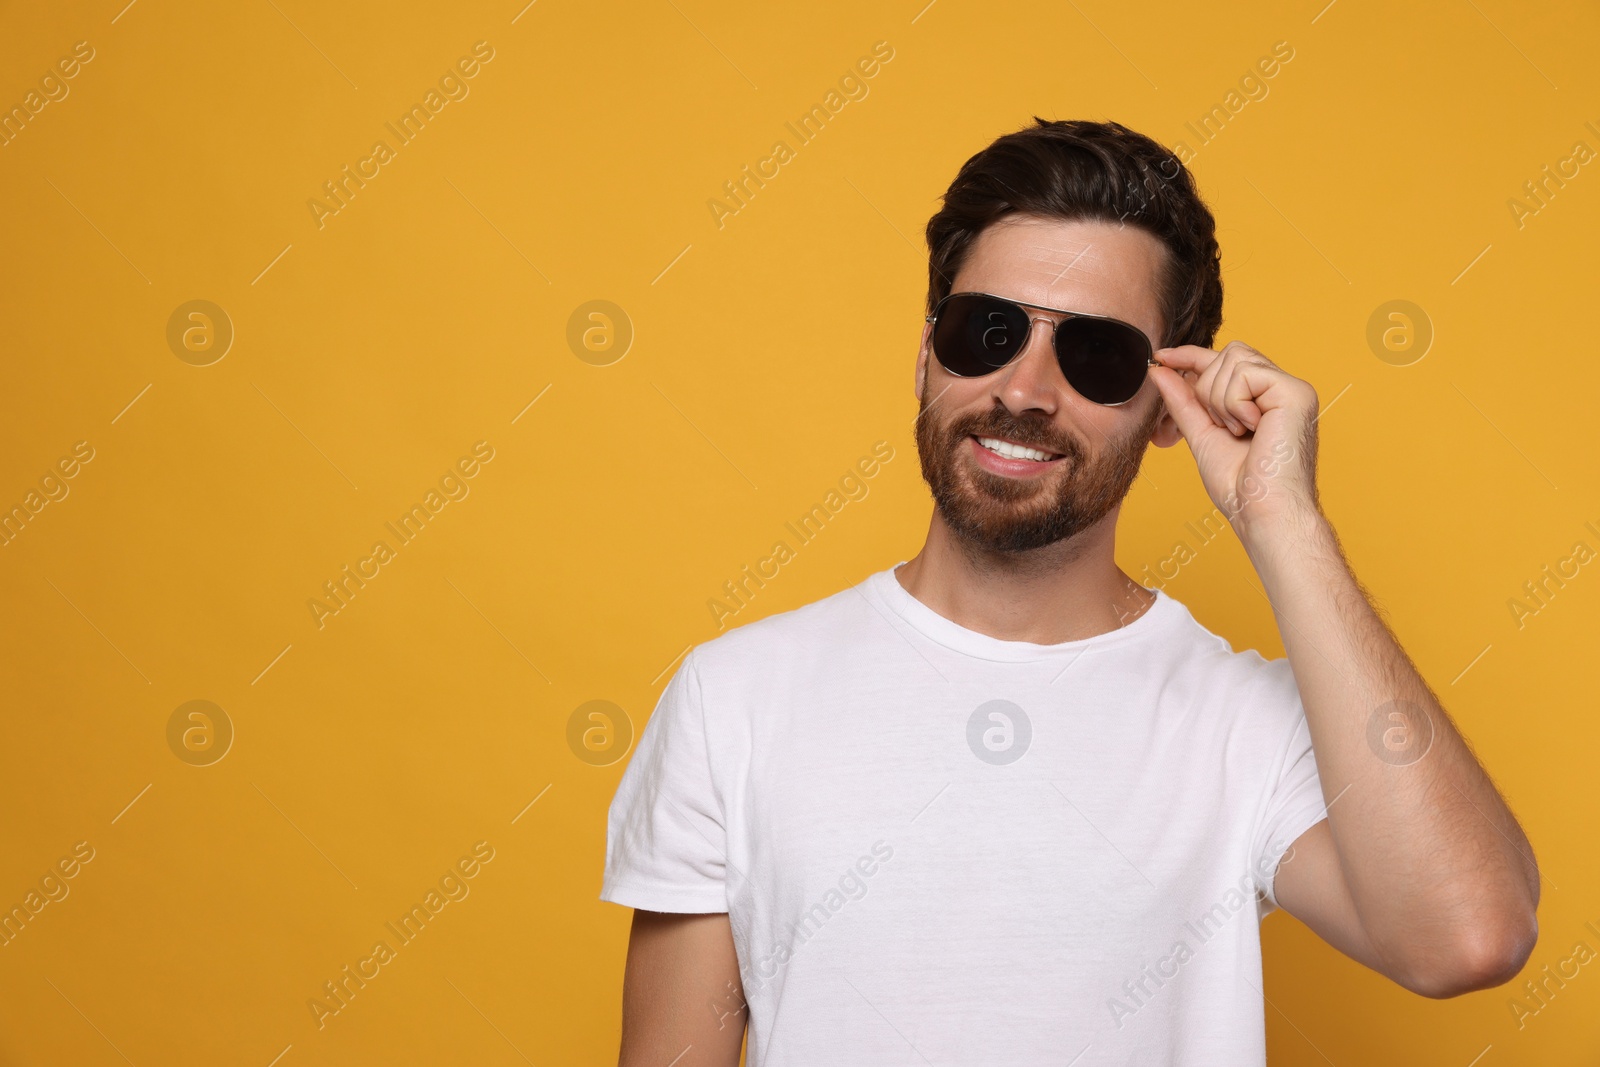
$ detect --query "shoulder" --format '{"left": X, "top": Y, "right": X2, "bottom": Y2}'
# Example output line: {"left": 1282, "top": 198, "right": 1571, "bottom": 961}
{"left": 689, "top": 573, "right": 874, "bottom": 679}
{"left": 1157, "top": 592, "right": 1302, "bottom": 711}
{"left": 666, "top": 575, "right": 878, "bottom": 737}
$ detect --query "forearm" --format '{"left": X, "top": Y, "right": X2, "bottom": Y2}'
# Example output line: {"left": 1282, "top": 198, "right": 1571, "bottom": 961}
{"left": 1243, "top": 508, "right": 1539, "bottom": 988}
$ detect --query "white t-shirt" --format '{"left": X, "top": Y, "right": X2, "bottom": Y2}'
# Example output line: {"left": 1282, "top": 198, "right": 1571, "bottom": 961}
{"left": 602, "top": 562, "right": 1330, "bottom": 1066}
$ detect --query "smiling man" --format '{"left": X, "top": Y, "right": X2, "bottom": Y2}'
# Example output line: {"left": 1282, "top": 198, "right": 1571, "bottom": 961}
{"left": 601, "top": 118, "right": 1540, "bottom": 1066}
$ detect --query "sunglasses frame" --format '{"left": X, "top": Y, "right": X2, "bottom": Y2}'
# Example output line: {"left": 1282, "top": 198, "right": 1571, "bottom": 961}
{"left": 924, "top": 291, "right": 1159, "bottom": 407}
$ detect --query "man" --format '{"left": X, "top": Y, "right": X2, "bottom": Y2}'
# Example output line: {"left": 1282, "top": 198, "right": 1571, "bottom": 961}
{"left": 600, "top": 118, "right": 1540, "bottom": 1066}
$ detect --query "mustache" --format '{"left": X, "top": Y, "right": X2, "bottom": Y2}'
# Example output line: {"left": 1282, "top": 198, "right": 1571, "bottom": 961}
{"left": 945, "top": 410, "right": 1083, "bottom": 460}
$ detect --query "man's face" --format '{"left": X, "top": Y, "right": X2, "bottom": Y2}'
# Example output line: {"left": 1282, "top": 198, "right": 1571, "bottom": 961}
{"left": 913, "top": 214, "right": 1180, "bottom": 554}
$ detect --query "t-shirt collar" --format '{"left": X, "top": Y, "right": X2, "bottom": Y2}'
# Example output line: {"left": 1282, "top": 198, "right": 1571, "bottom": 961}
{"left": 863, "top": 560, "right": 1184, "bottom": 662}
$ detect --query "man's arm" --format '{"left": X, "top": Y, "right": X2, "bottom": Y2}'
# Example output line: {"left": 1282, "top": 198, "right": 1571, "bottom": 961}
{"left": 619, "top": 910, "right": 747, "bottom": 1067}
{"left": 1149, "top": 342, "right": 1540, "bottom": 999}
{"left": 1250, "top": 510, "right": 1540, "bottom": 997}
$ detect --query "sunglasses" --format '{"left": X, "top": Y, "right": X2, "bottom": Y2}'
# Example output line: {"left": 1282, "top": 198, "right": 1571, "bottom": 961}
{"left": 926, "top": 292, "right": 1158, "bottom": 406}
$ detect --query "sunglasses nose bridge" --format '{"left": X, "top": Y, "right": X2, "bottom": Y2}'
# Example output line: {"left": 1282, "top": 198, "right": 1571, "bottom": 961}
{"left": 990, "top": 314, "right": 1071, "bottom": 407}
{"left": 997, "top": 310, "right": 1052, "bottom": 362}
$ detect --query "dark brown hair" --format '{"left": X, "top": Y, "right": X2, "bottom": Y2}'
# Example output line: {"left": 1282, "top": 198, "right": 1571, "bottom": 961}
{"left": 925, "top": 118, "right": 1223, "bottom": 350}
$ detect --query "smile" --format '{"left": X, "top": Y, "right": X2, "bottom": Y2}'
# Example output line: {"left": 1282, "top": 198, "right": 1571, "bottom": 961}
{"left": 974, "top": 436, "right": 1062, "bottom": 462}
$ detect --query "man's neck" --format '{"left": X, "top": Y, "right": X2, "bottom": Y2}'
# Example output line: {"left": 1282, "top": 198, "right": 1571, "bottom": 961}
{"left": 893, "top": 511, "right": 1153, "bottom": 644}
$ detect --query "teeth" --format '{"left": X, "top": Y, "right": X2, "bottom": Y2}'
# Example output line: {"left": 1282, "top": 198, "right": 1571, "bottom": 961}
{"left": 978, "top": 437, "right": 1058, "bottom": 462}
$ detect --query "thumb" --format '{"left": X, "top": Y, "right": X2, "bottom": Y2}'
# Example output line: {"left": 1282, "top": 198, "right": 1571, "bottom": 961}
{"left": 1149, "top": 363, "right": 1216, "bottom": 445}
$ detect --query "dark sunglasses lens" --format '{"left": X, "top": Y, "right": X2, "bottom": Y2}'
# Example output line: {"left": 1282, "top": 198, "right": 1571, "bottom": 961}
{"left": 933, "top": 295, "right": 1032, "bottom": 376}
{"left": 1055, "top": 317, "right": 1150, "bottom": 404}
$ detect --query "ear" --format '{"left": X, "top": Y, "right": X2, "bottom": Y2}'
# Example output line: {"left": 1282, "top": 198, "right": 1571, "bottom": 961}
{"left": 914, "top": 321, "right": 933, "bottom": 401}
{"left": 1149, "top": 394, "right": 1183, "bottom": 449}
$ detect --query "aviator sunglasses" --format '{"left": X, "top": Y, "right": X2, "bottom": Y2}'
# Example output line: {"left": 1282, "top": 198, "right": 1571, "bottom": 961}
{"left": 926, "top": 292, "right": 1158, "bottom": 406}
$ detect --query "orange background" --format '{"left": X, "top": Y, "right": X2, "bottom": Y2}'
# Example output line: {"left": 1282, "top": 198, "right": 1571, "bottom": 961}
{"left": 1, "top": 1, "right": 1596, "bottom": 1063}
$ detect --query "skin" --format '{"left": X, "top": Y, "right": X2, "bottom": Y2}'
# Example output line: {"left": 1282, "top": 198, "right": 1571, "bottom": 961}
{"left": 618, "top": 910, "right": 746, "bottom": 1067}
{"left": 619, "top": 212, "right": 1542, "bottom": 1064}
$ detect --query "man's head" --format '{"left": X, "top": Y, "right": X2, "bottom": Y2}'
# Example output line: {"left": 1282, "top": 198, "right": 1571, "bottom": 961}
{"left": 913, "top": 118, "right": 1223, "bottom": 555}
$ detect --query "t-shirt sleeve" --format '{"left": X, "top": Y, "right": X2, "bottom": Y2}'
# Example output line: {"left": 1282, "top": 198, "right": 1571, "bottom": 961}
{"left": 1249, "top": 656, "right": 1330, "bottom": 919}
{"left": 600, "top": 649, "right": 729, "bottom": 913}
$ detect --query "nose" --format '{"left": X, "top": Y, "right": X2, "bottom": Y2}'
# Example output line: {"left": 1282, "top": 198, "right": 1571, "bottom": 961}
{"left": 991, "top": 315, "right": 1064, "bottom": 415}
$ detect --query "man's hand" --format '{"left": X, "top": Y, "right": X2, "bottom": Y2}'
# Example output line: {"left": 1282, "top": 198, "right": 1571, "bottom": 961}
{"left": 1149, "top": 341, "right": 1321, "bottom": 540}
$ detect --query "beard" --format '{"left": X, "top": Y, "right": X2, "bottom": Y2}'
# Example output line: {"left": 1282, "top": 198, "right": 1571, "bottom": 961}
{"left": 914, "top": 379, "right": 1164, "bottom": 554}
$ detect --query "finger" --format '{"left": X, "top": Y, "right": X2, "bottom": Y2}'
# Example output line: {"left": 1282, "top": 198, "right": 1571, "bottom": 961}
{"left": 1153, "top": 345, "right": 1220, "bottom": 374}
{"left": 1207, "top": 353, "right": 1246, "bottom": 435}
{"left": 1241, "top": 361, "right": 1317, "bottom": 419}
{"left": 1222, "top": 361, "right": 1269, "bottom": 431}
{"left": 1208, "top": 344, "right": 1275, "bottom": 435}
{"left": 1220, "top": 340, "right": 1278, "bottom": 372}
{"left": 1227, "top": 360, "right": 1309, "bottom": 435}
{"left": 1195, "top": 350, "right": 1233, "bottom": 432}
{"left": 1149, "top": 364, "right": 1220, "bottom": 445}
